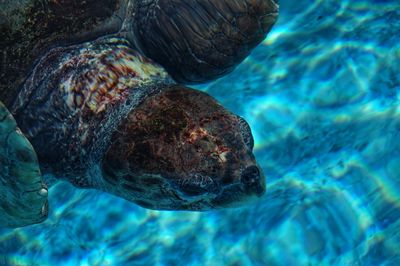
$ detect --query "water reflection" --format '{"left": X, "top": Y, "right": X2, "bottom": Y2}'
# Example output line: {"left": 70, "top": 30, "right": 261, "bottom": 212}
{"left": 1, "top": 0, "right": 400, "bottom": 265}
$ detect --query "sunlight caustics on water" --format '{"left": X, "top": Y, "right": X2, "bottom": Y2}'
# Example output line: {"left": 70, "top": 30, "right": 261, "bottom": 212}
{"left": 1, "top": 0, "right": 400, "bottom": 265}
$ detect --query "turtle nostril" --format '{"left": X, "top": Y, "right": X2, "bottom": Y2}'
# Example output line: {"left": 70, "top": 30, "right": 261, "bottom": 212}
{"left": 241, "top": 166, "right": 260, "bottom": 184}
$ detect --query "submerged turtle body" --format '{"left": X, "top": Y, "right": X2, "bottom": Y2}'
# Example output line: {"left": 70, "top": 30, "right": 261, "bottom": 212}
{"left": 12, "top": 37, "right": 265, "bottom": 211}
{"left": 0, "top": 0, "right": 279, "bottom": 228}
{"left": 1, "top": 0, "right": 278, "bottom": 106}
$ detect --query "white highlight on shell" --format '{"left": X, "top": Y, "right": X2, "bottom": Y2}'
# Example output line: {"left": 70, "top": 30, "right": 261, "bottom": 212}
{"left": 41, "top": 203, "right": 48, "bottom": 216}
{"left": 39, "top": 188, "right": 48, "bottom": 197}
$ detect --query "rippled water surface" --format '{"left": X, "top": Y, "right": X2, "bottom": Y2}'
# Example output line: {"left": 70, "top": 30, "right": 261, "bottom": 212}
{"left": 1, "top": 0, "right": 400, "bottom": 265}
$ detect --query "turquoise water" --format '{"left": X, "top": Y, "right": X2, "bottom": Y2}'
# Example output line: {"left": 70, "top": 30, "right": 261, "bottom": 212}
{"left": 1, "top": 0, "right": 400, "bottom": 265}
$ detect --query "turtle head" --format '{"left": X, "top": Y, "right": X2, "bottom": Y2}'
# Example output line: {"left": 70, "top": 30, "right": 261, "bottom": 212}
{"left": 101, "top": 85, "right": 265, "bottom": 211}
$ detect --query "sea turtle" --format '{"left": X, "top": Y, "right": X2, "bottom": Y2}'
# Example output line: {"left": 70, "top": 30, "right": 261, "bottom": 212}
{"left": 0, "top": 0, "right": 279, "bottom": 228}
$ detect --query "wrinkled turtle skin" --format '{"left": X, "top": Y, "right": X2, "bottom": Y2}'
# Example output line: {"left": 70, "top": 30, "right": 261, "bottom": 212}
{"left": 0, "top": 0, "right": 278, "bottom": 227}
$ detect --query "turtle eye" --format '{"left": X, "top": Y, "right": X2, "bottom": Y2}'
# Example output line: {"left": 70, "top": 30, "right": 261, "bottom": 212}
{"left": 237, "top": 116, "right": 254, "bottom": 150}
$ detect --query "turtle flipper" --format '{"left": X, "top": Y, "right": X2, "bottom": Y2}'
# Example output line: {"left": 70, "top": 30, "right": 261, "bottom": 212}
{"left": 133, "top": 0, "right": 279, "bottom": 83}
{"left": 0, "top": 101, "right": 48, "bottom": 228}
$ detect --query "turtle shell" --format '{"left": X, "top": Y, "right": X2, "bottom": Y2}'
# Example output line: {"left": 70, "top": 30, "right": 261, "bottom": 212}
{"left": 0, "top": 0, "right": 125, "bottom": 106}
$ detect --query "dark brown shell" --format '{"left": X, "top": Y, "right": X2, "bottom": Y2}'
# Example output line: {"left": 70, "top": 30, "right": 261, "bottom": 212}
{"left": 133, "top": 0, "right": 279, "bottom": 84}
{"left": 0, "top": 0, "right": 124, "bottom": 106}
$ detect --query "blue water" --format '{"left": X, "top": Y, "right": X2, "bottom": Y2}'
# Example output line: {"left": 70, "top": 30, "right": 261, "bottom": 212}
{"left": 1, "top": 0, "right": 400, "bottom": 265}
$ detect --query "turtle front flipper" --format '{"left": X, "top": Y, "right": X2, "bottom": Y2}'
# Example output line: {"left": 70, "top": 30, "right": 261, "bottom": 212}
{"left": 0, "top": 102, "right": 48, "bottom": 228}
{"left": 133, "top": 0, "right": 279, "bottom": 84}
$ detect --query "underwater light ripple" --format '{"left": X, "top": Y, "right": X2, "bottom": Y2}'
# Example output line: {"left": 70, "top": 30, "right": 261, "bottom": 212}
{"left": 1, "top": 0, "right": 400, "bottom": 265}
